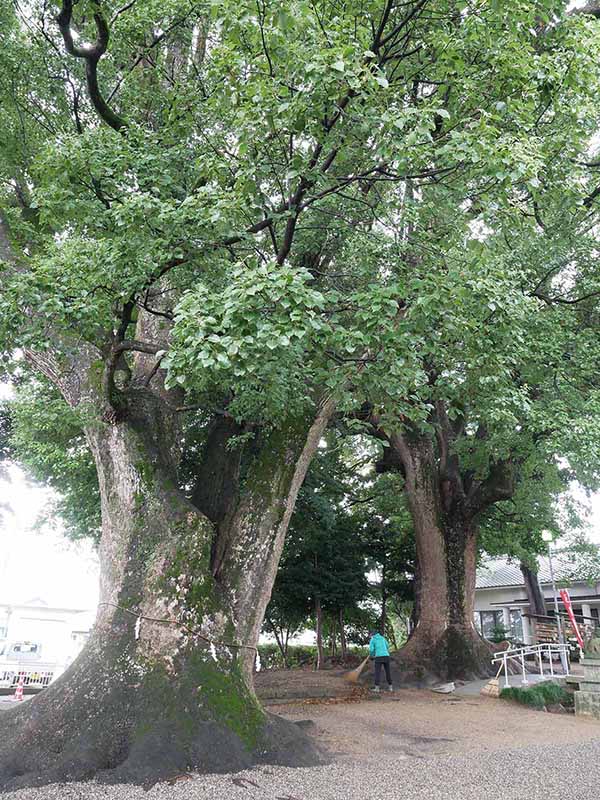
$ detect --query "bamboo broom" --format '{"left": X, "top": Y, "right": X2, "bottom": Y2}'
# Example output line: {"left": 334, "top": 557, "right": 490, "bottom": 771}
{"left": 480, "top": 662, "right": 504, "bottom": 698}
{"left": 343, "top": 655, "right": 370, "bottom": 684}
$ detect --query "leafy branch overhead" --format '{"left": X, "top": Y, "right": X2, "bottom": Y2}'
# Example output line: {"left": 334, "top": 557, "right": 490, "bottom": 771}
{"left": 0, "top": 2, "right": 597, "bottom": 417}
{"left": 0, "top": 0, "right": 599, "bottom": 541}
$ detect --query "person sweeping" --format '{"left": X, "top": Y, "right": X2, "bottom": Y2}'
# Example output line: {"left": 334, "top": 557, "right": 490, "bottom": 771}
{"left": 369, "top": 629, "right": 393, "bottom": 693}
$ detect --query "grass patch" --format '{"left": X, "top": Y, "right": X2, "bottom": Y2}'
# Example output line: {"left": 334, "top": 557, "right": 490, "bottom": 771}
{"left": 500, "top": 681, "right": 574, "bottom": 710}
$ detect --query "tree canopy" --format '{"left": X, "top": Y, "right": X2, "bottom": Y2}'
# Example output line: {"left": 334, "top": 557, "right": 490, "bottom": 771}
{"left": 2, "top": 0, "right": 600, "bottom": 786}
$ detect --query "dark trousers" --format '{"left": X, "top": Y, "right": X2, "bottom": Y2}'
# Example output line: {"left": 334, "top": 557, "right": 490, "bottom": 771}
{"left": 374, "top": 656, "right": 392, "bottom": 686}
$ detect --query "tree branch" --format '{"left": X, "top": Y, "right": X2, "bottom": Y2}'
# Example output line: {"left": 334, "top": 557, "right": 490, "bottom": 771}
{"left": 467, "top": 459, "right": 515, "bottom": 515}
{"left": 532, "top": 288, "right": 600, "bottom": 306}
{"left": 110, "top": 0, "right": 139, "bottom": 25}
{"left": 583, "top": 183, "right": 600, "bottom": 208}
{"left": 56, "top": 0, "right": 127, "bottom": 131}
{"left": 115, "top": 339, "right": 164, "bottom": 355}
{"left": 1, "top": 212, "right": 100, "bottom": 406}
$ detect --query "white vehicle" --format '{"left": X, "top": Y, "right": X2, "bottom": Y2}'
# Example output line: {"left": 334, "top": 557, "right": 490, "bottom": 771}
{"left": 0, "top": 641, "right": 63, "bottom": 689}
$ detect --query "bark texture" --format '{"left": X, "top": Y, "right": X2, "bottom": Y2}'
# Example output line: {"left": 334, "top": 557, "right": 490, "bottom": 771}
{"left": 521, "top": 562, "right": 547, "bottom": 616}
{"left": 0, "top": 386, "right": 333, "bottom": 790}
{"left": 370, "top": 411, "right": 514, "bottom": 682}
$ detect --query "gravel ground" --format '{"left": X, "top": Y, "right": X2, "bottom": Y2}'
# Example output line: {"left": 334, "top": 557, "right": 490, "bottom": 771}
{"left": 3, "top": 741, "right": 600, "bottom": 800}
{"left": 2, "top": 689, "right": 600, "bottom": 799}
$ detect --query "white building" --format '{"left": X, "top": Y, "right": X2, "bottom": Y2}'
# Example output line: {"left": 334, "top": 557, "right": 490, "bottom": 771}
{"left": 0, "top": 597, "right": 94, "bottom": 666}
{"left": 475, "top": 556, "right": 600, "bottom": 644}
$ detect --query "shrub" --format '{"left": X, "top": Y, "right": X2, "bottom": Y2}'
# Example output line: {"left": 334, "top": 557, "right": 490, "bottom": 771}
{"left": 489, "top": 624, "right": 510, "bottom": 644}
{"left": 256, "top": 643, "right": 368, "bottom": 670}
{"left": 500, "top": 681, "right": 574, "bottom": 710}
{"left": 256, "top": 644, "right": 318, "bottom": 670}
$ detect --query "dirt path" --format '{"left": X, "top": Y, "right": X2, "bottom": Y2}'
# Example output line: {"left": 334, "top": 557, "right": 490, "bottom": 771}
{"left": 256, "top": 667, "right": 600, "bottom": 763}
{"left": 269, "top": 688, "right": 600, "bottom": 763}
{"left": 255, "top": 667, "right": 361, "bottom": 703}
{"left": 3, "top": 673, "right": 600, "bottom": 800}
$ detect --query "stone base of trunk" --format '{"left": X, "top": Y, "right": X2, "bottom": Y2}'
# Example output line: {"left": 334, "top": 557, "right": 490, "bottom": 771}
{"left": 0, "top": 652, "right": 324, "bottom": 792}
{"left": 575, "top": 690, "right": 600, "bottom": 720}
{"left": 575, "top": 656, "right": 600, "bottom": 720}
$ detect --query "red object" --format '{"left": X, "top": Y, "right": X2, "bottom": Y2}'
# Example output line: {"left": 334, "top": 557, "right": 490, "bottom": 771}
{"left": 560, "top": 589, "right": 584, "bottom": 648}
{"left": 13, "top": 673, "right": 25, "bottom": 702}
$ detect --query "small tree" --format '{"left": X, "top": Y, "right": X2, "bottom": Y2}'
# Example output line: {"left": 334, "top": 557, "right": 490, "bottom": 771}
{"left": 266, "top": 448, "right": 371, "bottom": 668}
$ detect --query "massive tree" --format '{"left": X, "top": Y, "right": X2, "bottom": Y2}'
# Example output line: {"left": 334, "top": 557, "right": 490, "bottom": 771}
{"left": 337, "top": 2, "right": 600, "bottom": 678}
{"left": 0, "top": 0, "right": 383, "bottom": 787}
{"left": 341, "top": 5, "right": 600, "bottom": 680}
{"left": 1, "top": 0, "right": 600, "bottom": 787}
{"left": 363, "top": 192, "right": 600, "bottom": 678}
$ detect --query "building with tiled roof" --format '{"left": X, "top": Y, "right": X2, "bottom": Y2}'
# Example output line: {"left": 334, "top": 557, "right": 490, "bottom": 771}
{"left": 474, "top": 553, "right": 600, "bottom": 643}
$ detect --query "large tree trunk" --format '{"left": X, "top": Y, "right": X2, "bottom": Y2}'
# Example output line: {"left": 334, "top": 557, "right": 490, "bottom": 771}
{"left": 0, "top": 395, "right": 333, "bottom": 790}
{"left": 411, "top": 555, "right": 421, "bottom": 629}
{"left": 521, "top": 562, "right": 547, "bottom": 616}
{"left": 215, "top": 399, "right": 335, "bottom": 682}
{"left": 390, "top": 435, "right": 493, "bottom": 682}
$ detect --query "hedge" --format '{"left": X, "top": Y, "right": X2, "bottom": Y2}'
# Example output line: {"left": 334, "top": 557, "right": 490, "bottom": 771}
{"left": 257, "top": 643, "right": 369, "bottom": 670}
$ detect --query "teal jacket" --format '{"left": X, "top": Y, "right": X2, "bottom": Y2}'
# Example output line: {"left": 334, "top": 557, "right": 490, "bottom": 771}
{"left": 369, "top": 633, "right": 390, "bottom": 658}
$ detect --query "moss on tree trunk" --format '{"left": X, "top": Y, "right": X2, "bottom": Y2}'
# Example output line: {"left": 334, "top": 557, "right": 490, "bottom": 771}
{"left": 0, "top": 401, "right": 332, "bottom": 791}
{"left": 389, "top": 434, "right": 494, "bottom": 682}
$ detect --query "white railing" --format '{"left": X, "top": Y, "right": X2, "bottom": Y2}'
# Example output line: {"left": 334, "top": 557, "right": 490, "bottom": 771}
{"left": 492, "top": 643, "right": 571, "bottom": 688}
{"left": 0, "top": 663, "right": 64, "bottom": 690}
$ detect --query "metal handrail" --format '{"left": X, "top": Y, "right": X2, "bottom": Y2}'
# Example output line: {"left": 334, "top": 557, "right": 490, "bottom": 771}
{"left": 492, "top": 642, "right": 570, "bottom": 688}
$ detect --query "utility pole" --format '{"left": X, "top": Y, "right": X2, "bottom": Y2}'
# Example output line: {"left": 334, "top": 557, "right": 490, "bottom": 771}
{"left": 542, "top": 530, "right": 568, "bottom": 673}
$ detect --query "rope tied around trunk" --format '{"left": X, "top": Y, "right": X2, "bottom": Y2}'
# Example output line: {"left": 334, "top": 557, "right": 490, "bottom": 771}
{"left": 97, "top": 601, "right": 258, "bottom": 652}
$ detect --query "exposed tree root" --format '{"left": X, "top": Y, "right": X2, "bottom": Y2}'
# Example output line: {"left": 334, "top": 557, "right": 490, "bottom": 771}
{"left": 366, "top": 626, "right": 498, "bottom": 687}
{"left": 0, "top": 649, "right": 323, "bottom": 793}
